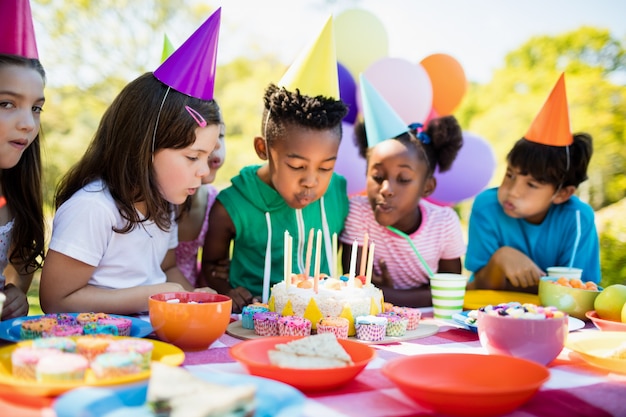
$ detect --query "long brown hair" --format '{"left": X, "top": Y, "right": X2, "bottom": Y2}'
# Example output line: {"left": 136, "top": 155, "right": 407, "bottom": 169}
{"left": 54, "top": 72, "right": 221, "bottom": 233}
{"left": 0, "top": 54, "right": 46, "bottom": 274}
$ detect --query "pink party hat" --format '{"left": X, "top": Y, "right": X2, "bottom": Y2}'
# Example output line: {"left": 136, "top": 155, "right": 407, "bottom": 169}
{"left": 0, "top": 0, "right": 39, "bottom": 59}
{"left": 154, "top": 8, "right": 221, "bottom": 100}
{"left": 160, "top": 33, "right": 175, "bottom": 63}
{"left": 525, "top": 73, "right": 572, "bottom": 146}
{"left": 278, "top": 16, "right": 340, "bottom": 99}
{"left": 359, "top": 74, "right": 408, "bottom": 147}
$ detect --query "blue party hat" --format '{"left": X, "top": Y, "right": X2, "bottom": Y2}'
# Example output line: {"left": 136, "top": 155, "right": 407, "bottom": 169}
{"left": 359, "top": 74, "right": 408, "bottom": 147}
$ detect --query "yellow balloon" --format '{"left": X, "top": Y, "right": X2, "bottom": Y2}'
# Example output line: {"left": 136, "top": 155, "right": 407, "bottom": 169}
{"left": 335, "top": 9, "right": 389, "bottom": 77}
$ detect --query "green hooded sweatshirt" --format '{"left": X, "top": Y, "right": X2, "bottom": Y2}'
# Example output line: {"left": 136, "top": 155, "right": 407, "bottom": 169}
{"left": 217, "top": 165, "right": 349, "bottom": 300}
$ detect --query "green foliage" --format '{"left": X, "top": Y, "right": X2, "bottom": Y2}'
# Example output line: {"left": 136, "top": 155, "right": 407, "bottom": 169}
{"left": 456, "top": 27, "right": 626, "bottom": 210}
{"left": 596, "top": 199, "right": 626, "bottom": 288}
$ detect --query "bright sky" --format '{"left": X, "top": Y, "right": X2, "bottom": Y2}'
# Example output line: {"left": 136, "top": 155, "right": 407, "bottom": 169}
{"left": 214, "top": 0, "right": 626, "bottom": 83}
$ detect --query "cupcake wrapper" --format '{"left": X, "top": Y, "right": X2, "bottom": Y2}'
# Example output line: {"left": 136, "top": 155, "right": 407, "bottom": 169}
{"left": 316, "top": 324, "right": 349, "bottom": 339}
{"left": 356, "top": 323, "right": 386, "bottom": 341}
{"left": 253, "top": 320, "right": 279, "bottom": 336}
{"left": 386, "top": 320, "right": 408, "bottom": 337}
{"left": 278, "top": 322, "right": 312, "bottom": 337}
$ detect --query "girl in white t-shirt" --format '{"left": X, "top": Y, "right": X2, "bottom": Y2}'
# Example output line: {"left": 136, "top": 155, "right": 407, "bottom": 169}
{"left": 340, "top": 116, "right": 466, "bottom": 307}
{"left": 41, "top": 10, "right": 223, "bottom": 315}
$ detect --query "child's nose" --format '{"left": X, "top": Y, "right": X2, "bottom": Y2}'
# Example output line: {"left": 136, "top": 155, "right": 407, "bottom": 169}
{"left": 17, "top": 110, "right": 37, "bottom": 132}
{"left": 301, "top": 170, "right": 318, "bottom": 188}
{"left": 381, "top": 180, "right": 394, "bottom": 196}
{"left": 198, "top": 161, "right": 210, "bottom": 177}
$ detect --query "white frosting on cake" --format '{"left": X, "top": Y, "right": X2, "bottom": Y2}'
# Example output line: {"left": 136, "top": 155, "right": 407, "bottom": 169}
{"left": 270, "top": 280, "right": 383, "bottom": 318}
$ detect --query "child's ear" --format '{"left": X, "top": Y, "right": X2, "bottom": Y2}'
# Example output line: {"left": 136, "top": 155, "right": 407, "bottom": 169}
{"left": 253, "top": 137, "right": 268, "bottom": 160}
{"left": 553, "top": 185, "right": 577, "bottom": 204}
{"left": 423, "top": 176, "right": 437, "bottom": 197}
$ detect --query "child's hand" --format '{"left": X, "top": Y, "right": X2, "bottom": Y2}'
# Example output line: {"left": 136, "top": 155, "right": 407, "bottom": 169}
{"left": 371, "top": 258, "right": 393, "bottom": 288}
{"left": 1, "top": 284, "right": 29, "bottom": 320}
{"left": 228, "top": 286, "right": 254, "bottom": 314}
{"left": 205, "top": 259, "right": 231, "bottom": 281}
{"left": 495, "top": 247, "right": 545, "bottom": 288}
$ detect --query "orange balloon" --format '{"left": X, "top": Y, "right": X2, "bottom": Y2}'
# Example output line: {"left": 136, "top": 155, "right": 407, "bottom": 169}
{"left": 420, "top": 53, "right": 467, "bottom": 116}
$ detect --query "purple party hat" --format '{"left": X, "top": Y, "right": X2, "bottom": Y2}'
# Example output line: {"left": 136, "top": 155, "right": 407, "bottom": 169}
{"left": 0, "top": 0, "right": 39, "bottom": 59}
{"left": 154, "top": 7, "right": 221, "bottom": 100}
{"left": 359, "top": 74, "right": 408, "bottom": 147}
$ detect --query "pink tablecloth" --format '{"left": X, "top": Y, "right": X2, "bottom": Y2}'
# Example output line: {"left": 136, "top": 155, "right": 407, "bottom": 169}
{"left": 180, "top": 311, "right": 626, "bottom": 417}
{"left": 2, "top": 311, "right": 625, "bottom": 417}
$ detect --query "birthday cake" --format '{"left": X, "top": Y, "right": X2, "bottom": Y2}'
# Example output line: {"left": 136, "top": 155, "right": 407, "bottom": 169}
{"left": 268, "top": 275, "right": 384, "bottom": 335}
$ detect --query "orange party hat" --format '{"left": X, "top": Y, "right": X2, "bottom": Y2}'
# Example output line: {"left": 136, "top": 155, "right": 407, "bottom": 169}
{"left": 524, "top": 73, "right": 572, "bottom": 146}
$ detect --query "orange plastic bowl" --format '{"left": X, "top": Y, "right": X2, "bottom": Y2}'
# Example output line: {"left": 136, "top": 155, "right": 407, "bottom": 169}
{"left": 586, "top": 310, "right": 626, "bottom": 331}
{"left": 382, "top": 353, "right": 550, "bottom": 417}
{"left": 229, "top": 335, "right": 375, "bottom": 391}
{"left": 149, "top": 292, "right": 232, "bottom": 351}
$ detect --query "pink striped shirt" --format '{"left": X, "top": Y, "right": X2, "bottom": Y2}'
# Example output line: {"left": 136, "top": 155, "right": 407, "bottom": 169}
{"left": 340, "top": 196, "right": 466, "bottom": 288}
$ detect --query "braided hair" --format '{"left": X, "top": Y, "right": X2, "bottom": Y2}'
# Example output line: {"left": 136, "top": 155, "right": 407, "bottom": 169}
{"left": 261, "top": 84, "right": 348, "bottom": 144}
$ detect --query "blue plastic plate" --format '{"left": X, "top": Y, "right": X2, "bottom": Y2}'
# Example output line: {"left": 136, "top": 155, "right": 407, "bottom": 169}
{"left": 53, "top": 370, "right": 305, "bottom": 417}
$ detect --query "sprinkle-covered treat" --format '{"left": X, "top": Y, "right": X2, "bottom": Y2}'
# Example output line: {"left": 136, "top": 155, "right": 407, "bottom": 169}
{"left": 106, "top": 339, "right": 153, "bottom": 370}
{"left": 76, "top": 312, "right": 110, "bottom": 326}
{"left": 378, "top": 313, "right": 408, "bottom": 337}
{"left": 355, "top": 315, "right": 388, "bottom": 342}
{"left": 391, "top": 307, "right": 421, "bottom": 330}
{"left": 76, "top": 336, "right": 113, "bottom": 362}
{"left": 277, "top": 316, "right": 312, "bottom": 336}
{"left": 36, "top": 352, "right": 89, "bottom": 382}
{"left": 43, "top": 313, "right": 78, "bottom": 326}
{"left": 253, "top": 312, "right": 281, "bottom": 336}
{"left": 83, "top": 322, "right": 119, "bottom": 336}
{"left": 20, "top": 318, "right": 57, "bottom": 340}
{"left": 43, "top": 324, "right": 84, "bottom": 338}
{"left": 479, "top": 302, "right": 566, "bottom": 319}
{"left": 11, "top": 347, "right": 64, "bottom": 380}
{"left": 241, "top": 305, "right": 270, "bottom": 330}
{"left": 316, "top": 317, "right": 349, "bottom": 339}
{"left": 33, "top": 337, "right": 77, "bottom": 352}
{"left": 91, "top": 351, "right": 143, "bottom": 379}
{"left": 97, "top": 317, "right": 132, "bottom": 336}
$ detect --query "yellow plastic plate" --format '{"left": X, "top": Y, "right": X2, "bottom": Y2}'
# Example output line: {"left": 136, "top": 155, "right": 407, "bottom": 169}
{"left": 463, "top": 290, "right": 539, "bottom": 310}
{"left": 0, "top": 336, "right": 184, "bottom": 397}
{"left": 566, "top": 331, "right": 626, "bottom": 374}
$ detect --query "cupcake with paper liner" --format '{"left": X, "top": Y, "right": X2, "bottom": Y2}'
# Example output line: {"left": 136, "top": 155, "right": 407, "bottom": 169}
{"left": 20, "top": 317, "right": 57, "bottom": 340}
{"left": 378, "top": 312, "right": 408, "bottom": 337}
{"left": 11, "top": 347, "right": 64, "bottom": 380}
{"left": 316, "top": 316, "right": 349, "bottom": 339}
{"left": 43, "top": 313, "right": 78, "bottom": 326}
{"left": 91, "top": 351, "right": 143, "bottom": 379}
{"left": 76, "top": 335, "right": 113, "bottom": 362}
{"left": 36, "top": 352, "right": 89, "bottom": 382}
{"left": 97, "top": 316, "right": 132, "bottom": 336}
{"left": 43, "top": 323, "right": 84, "bottom": 338}
{"left": 391, "top": 306, "right": 421, "bottom": 330}
{"left": 277, "top": 315, "right": 312, "bottom": 336}
{"left": 106, "top": 338, "right": 154, "bottom": 370}
{"left": 83, "top": 322, "right": 119, "bottom": 336}
{"left": 253, "top": 311, "right": 281, "bottom": 336}
{"left": 33, "top": 337, "right": 77, "bottom": 352}
{"left": 355, "top": 315, "right": 388, "bottom": 341}
{"left": 241, "top": 304, "right": 269, "bottom": 330}
{"left": 76, "top": 312, "right": 110, "bottom": 326}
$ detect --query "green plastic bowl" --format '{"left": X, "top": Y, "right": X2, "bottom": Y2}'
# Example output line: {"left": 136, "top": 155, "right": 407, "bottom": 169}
{"left": 538, "top": 277, "right": 602, "bottom": 320}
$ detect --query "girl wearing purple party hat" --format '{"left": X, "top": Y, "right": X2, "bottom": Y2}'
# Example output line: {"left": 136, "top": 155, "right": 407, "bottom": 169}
{"left": 40, "top": 9, "right": 223, "bottom": 315}
{"left": 340, "top": 75, "right": 465, "bottom": 308}
{"left": 0, "top": 0, "right": 46, "bottom": 320}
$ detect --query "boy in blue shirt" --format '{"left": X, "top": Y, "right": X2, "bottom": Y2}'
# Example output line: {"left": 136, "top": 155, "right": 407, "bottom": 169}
{"left": 465, "top": 73, "right": 601, "bottom": 292}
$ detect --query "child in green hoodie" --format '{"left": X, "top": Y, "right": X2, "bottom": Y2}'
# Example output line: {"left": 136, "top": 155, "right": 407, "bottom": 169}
{"left": 201, "top": 83, "right": 349, "bottom": 313}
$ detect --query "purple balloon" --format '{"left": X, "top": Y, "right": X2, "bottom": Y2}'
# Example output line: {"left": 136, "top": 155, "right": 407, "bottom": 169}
{"left": 338, "top": 62, "right": 358, "bottom": 124}
{"left": 335, "top": 122, "right": 366, "bottom": 195}
{"left": 430, "top": 132, "right": 496, "bottom": 204}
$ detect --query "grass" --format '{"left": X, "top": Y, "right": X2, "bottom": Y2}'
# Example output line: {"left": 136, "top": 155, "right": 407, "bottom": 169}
{"left": 27, "top": 270, "right": 43, "bottom": 316}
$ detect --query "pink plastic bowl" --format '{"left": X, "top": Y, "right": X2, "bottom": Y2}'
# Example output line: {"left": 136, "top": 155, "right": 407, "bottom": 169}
{"left": 477, "top": 310, "right": 568, "bottom": 365}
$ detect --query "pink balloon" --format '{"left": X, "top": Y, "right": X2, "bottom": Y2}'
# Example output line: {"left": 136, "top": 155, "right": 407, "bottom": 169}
{"left": 430, "top": 132, "right": 496, "bottom": 204}
{"left": 335, "top": 122, "right": 366, "bottom": 196}
{"left": 361, "top": 57, "right": 433, "bottom": 125}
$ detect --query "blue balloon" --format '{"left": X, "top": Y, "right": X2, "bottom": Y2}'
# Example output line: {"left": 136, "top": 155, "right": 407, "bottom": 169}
{"left": 338, "top": 62, "right": 358, "bottom": 124}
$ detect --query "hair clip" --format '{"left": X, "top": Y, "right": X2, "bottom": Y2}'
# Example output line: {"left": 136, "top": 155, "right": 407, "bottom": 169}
{"left": 408, "top": 122, "right": 431, "bottom": 144}
{"left": 185, "top": 105, "right": 207, "bottom": 128}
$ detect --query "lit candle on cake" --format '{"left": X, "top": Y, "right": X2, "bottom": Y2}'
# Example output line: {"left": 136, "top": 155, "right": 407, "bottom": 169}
{"left": 365, "top": 242, "right": 375, "bottom": 286}
{"left": 284, "top": 230, "right": 291, "bottom": 288}
{"left": 304, "top": 228, "right": 314, "bottom": 279}
{"left": 359, "top": 232, "right": 369, "bottom": 276}
{"left": 313, "top": 229, "right": 322, "bottom": 293}
{"left": 349, "top": 239, "right": 358, "bottom": 282}
{"left": 332, "top": 232, "right": 338, "bottom": 279}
